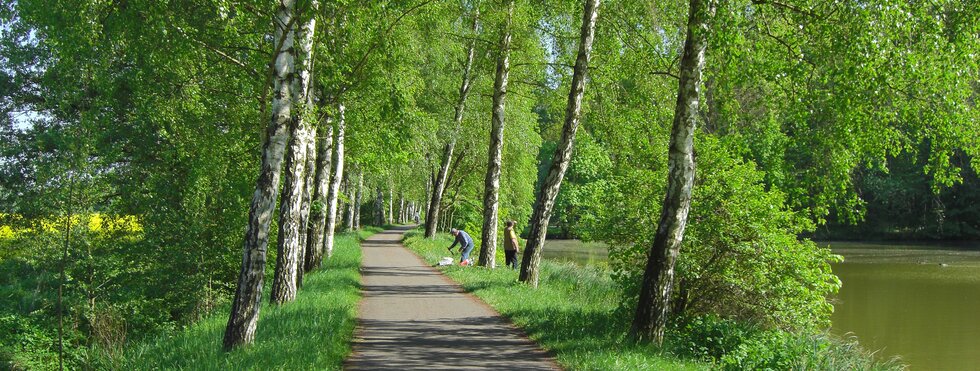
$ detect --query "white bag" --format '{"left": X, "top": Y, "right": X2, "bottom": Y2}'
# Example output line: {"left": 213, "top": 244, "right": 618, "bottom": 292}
{"left": 437, "top": 257, "right": 454, "bottom": 266}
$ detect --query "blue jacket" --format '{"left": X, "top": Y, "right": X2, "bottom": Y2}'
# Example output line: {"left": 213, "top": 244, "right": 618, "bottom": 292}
{"left": 449, "top": 230, "right": 474, "bottom": 250}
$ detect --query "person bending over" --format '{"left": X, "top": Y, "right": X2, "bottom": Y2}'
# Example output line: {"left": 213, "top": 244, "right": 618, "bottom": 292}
{"left": 448, "top": 228, "right": 475, "bottom": 266}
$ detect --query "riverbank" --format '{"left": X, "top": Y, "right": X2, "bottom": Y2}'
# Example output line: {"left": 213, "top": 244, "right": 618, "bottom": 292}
{"left": 92, "top": 228, "right": 380, "bottom": 369}
{"left": 403, "top": 230, "right": 900, "bottom": 370}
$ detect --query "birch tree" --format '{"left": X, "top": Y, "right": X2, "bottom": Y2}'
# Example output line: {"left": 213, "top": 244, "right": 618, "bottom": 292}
{"left": 478, "top": 0, "right": 515, "bottom": 268}
{"left": 425, "top": 9, "right": 480, "bottom": 238}
{"left": 271, "top": 0, "right": 318, "bottom": 304}
{"left": 305, "top": 123, "right": 333, "bottom": 272}
{"left": 629, "top": 0, "right": 716, "bottom": 344}
{"left": 519, "top": 0, "right": 600, "bottom": 287}
{"left": 323, "top": 100, "right": 346, "bottom": 258}
{"left": 223, "top": 0, "right": 297, "bottom": 350}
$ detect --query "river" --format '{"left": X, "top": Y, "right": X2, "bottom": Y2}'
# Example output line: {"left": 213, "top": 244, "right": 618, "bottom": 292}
{"left": 541, "top": 239, "right": 980, "bottom": 371}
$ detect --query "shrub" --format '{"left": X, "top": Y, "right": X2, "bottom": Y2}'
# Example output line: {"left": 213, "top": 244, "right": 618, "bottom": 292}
{"left": 672, "top": 315, "right": 904, "bottom": 371}
{"left": 581, "top": 135, "right": 840, "bottom": 332}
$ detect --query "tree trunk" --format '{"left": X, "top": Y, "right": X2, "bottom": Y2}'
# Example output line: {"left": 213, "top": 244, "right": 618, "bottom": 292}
{"left": 478, "top": 0, "right": 515, "bottom": 268}
{"left": 398, "top": 193, "right": 405, "bottom": 223}
{"left": 375, "top": 187, "right": 385, "bottom": 226}
{"left": 323, "top": 101, "right": 346, "bottom": 258}
{"left": 305, "top": 123, "right": 333, "bottom": 272}
{"left": 423, "top": 172, "right": 432, "bottom": 224}
{"left": 271, "top": 0, "right": 317, "bottom": 304}
{"left": 223, "top": 0, "right": 297, "bottom": 350}
{"left": 388, "top": 184, "right": 394, "bottom": 225}
{"left": 353, "top": 172, "right": 363, "bottom": 230}
{"left": 519, "top": 0, "right": 601, "bottom": 287}
{"left": 296, "top": 123, "right": 317, "bottom": 287}
{"left": 344, "top": 170, "right": 355, "bottom": 231}
{"left": 294, "top": 1, "right": 318, "bottom": 287}
{"left": 425, "top": 10, "right": 479, "bottom": 238}
{"left": 630, "top": 0, "right": 715, "bottom": 345}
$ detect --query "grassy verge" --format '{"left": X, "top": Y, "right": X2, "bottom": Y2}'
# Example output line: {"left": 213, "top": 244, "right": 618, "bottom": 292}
{"left": 101, "top": 227, "right": 382, "bottom": 370}
{"left": 402, "top": 229, "right": 705, "bottom": 370}
{"left": 403, "top": 229, "right": 902, "bottom": 371}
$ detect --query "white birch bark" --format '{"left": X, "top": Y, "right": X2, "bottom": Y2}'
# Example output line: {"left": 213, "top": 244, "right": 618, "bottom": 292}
{"left": 519, "top": 0, "right": 600, "bottom": 287}
{"left": 305, "top": 123, "right": 333, "bottom": 272}
{"left": 630, "top": 0, "right": 716, "bottom": 345}
{"left": 478, "top": 0, "right": 515, "bottom": 268}
{"left": 223, "top": 0, "right": 296, "bottom": 350}
{"left": 388, "top": 185, "right": 394, "bottom": 225}
{"left": 323, "top": 101, "right": 346, "bottom": 258}
{"left": 271, "top": 1, "right": 317, "bottom": 304}
{"left": 353, "top": 171, "right": 363, "bottom": 230}
{"left": 344, "top": 170, "right": 355, "bottom": 231}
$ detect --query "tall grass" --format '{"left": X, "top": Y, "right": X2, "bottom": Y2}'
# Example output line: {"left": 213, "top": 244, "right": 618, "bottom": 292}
{"left": 97, "top": 227, "right": 381, "bottom": 370}
{"left": 403, "top": 229, "right": 903, "bottom": 371}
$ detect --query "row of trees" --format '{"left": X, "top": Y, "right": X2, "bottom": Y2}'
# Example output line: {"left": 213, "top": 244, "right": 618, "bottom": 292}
{"left": 1, "top": 0, "right": 977, "bottom": 366}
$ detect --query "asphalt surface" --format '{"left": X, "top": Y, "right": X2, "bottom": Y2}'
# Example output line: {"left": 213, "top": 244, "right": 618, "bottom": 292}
{"left": 345, "top": 225, "right": 560, "bottom": 370}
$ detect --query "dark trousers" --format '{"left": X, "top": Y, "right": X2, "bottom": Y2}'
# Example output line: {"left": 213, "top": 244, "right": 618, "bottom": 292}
{"left": 505, "top": 250, "right": 518, "bottom": 269}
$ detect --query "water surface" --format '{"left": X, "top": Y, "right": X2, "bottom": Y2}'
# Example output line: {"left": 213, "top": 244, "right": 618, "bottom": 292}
{"left": 828, "top": 241, "right": 980, "bottom": 371}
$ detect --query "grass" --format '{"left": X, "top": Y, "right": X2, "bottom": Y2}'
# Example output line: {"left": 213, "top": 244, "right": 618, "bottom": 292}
{"left": 403, "top": 229, "right": 903, "bottom": 371}
{"left": 402, "top": 229, "right": 706, "bottom": 371}
{"left": 99, "top": 227, "right": 382, "bottom": 370}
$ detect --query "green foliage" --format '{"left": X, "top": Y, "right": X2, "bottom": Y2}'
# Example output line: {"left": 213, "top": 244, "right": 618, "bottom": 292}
{"left": 570, "top": 131, "right": 840, "bottom": 332}
{"left": 674, "top": 315, "right": 903, "bottom": 371}
{"left": 819, "top": 150, "right": 980, "bottom": 239}
{"left": 93, "top": 231, "right": 373, "bottom": 370}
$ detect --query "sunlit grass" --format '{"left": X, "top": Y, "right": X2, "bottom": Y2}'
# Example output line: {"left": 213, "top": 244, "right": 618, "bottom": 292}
{"left": 404, "top": 229, "right": 902, "bottom": 371}
{"left": 402, "top": 229, "right": 706, "bottom": 371}
{"left": 100, "top": 227, "right": 381, "bottom": 370}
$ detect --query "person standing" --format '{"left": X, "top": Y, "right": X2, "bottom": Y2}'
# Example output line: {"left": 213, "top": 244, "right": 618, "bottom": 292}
{"left": 503, "top": 220, "right": 520, "bottom": 269}
{"left": 448, "top": 228, "right": 475, "bottom": 266}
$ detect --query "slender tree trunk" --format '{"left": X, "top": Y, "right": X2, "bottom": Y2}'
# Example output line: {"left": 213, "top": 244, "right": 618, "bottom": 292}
{"left": 305, "top": 123, "right": 333, "bottom": 272}
{"left": 296, "top": 126, "right": 316, "bottom": 287}
{"left": 270, "top": 117, "right": 309, "bottom": 304}
{"left": 423, "top": 172, "right": 432, "bottom": 223}
{"left": 295, "top": 3, "right": 318, "bottom": 286}
{"left": 478, "top": 0, "right": 515, "bottom": 268}
{"left": 398, "top": 193, "right": 405, "bottom": 223}
{"left": 375, "top": 187, "right": 385, "bottom": 226}
{"left": 425, "top": 10, "right": 479, "bottom": 238}
{"left": 224, "top": 0, "right": 297, "bottom": 350}
{"left": 388, "top": 184, "right": 394, "bottom": 225}
{"left": 630, "top": 0, "right": 715, "bottom": 345}
{"left": 58, "top": 173, "right": 75, "bottom": 370}
{"left": 344, "top": 170, "right": 355, "bottom": 231}
{"left": 353, "top": 172, "right": 363, "bottom": 230}
{"left": 323, "top": 101, "right": 346, "bottom": 258}
{"left": 271, "top": 1, "right": 317, "bottom": 304}
{"left": 519, "top": 0, "right": 600, "bottom": 287}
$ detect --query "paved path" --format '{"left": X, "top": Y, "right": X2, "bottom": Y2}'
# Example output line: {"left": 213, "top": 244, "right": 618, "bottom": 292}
{"left": 345, "top": 226, "right": 560, "bottom": 370}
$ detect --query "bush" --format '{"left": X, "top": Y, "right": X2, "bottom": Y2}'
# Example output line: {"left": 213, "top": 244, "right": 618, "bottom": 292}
{"left": 672, "top": 315, "right": 904, "bottom": 371}
{"left": 579, "top": 135, "right": 840, "bottom": 332}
